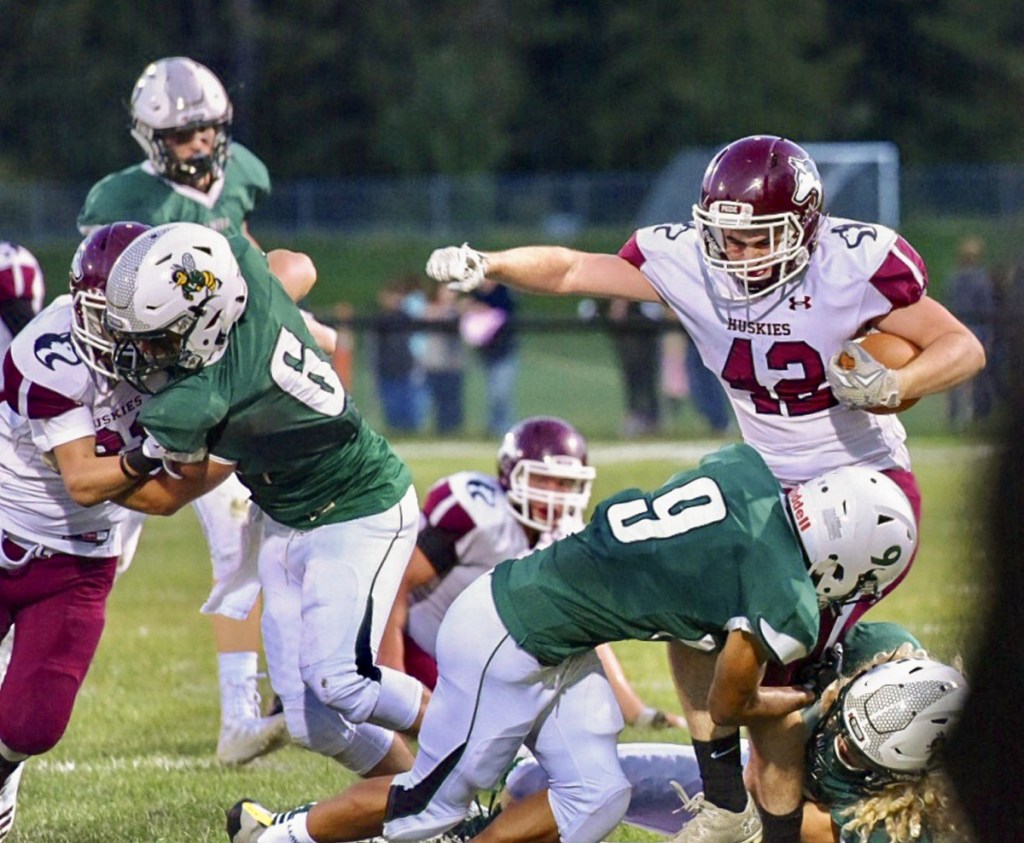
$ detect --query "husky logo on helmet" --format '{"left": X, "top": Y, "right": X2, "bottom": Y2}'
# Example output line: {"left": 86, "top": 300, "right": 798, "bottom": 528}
{"left": 790, "top": 156, "right": 823, "bottom": 210}
{"left": 171, "top": 252, "right": 221, "bottom": 302}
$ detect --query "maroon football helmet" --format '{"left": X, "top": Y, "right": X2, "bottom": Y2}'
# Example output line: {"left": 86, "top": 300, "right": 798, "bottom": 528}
{"left": 69, "top": 222, "right": 151, "bottom": 379}
{"left": 692, "top": 135, "right": 825, "bottom": 300}
{"left": 497, "top": 416, "right": 596, "bottom": 533}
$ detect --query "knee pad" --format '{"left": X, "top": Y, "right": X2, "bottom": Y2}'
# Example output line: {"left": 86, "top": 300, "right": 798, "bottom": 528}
{"left": 551, "top": 775, "right": 632, "bottom": 843}
{"left": 281, "top": 691, "right": 393, "bottom": 775}
{"left": 308, "top": 663, "right": 422, "bottom": 732}
{"left": 304, "top": 662, "right": 379, "bottom": 724}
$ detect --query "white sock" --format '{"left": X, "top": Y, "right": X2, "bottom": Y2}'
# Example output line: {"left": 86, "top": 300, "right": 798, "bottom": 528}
{"left": 262, "top": 811, "right": 316, "bottom": 843}
{"left": 218, "top": 651, "right": 260, "bottom": 722}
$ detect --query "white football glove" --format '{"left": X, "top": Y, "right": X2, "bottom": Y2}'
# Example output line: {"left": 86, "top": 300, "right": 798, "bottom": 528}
{"left": 425, "top": 243, "right": 489, "bottom": 292}
{"left": 826, "top": 341, "right": 902, "bottom": 410}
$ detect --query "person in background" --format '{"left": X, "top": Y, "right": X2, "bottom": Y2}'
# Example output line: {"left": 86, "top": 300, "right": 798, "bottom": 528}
{"left": 683, "top": 331, "right": 730, "bottom": 435}
{"left": 377, "top": 416, "right": 683, "bottom": 729}
{"left": 373, "top": 277, "right": 426, "bottom": 433}
{"left": 602, "top": 299, "right": 663, "bottom": 437}
{"left": 944, "top": 236, "right": 995, "bottom": 429}
{"left": 76, "top": 56, "right": 335, "bottom": 764}
{"left": 421, "top": 285, "right": 465, "bottom": 435}
{"left": 0, "top": 242, "right": 45, "bottom": 372}
{"left": 460, "top": 281, "right": 518, "bottom": 438}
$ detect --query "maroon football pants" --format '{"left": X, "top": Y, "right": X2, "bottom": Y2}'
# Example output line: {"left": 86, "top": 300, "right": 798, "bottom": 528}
{"left": 0, "top": 549, "right": 116, "bottom": 756}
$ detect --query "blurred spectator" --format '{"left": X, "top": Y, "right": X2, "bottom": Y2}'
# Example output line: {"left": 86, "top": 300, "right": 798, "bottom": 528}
{"left": 373, "top": 276, "right": 425, "bottom": 433}
{"left": 660, "top": 324, "right": 689, "bottom": 422}
{"left": 422, "top": 285, "right": 465, "bottom": 435}
{"left": 460, "top": 281, "right": 518, "bottom": 437}
{"left": 683, "top": 331, "right": 730, "bottom": 435}
{"left": 328, "top": 301, "right": 356, "bottom": 392}
{"left": 945, "top": 237, "right": 995, "bottom": 429}
{"left": 601, "top": 299, "right": 662, "bottom": 437}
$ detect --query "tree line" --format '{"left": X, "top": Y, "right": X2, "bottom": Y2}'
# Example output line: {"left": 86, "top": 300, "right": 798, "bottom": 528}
{"left": 1, "top": 0, "right": 1021, "bottom": 185}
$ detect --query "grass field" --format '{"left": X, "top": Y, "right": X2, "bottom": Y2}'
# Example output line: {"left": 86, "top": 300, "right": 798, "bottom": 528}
{"left": 11, "top": 438, "right": 990, "bottom": 842}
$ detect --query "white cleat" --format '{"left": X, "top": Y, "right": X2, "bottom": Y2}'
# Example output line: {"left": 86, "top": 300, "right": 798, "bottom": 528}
{"left": 0, "top": 762, "right": 24, "bottom": 842}
{"left": 217, "top": 713, "right": 290, "bottom": 765}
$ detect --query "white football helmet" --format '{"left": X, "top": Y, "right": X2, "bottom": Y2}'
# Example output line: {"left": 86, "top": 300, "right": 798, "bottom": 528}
{"left": 497, "top": 417, "right": 596, "bottom": 533}
{"left": 788, "top": 466, "right": 917, "bottom": 607}
{"left": 841, "top": 657, "right": 967, "bottom": 778}
{"left": 130, "top": 57, "right": 232, "bottom": 186}
{"left": 103, "top": 222, "right": 248, "bottom": 392}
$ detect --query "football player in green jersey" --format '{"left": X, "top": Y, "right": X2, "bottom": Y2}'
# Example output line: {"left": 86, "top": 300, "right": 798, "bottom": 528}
{"left": 77, "top": 57, "right": 345, "bottom": 764}
{"left": 222, "top": 444, "right": 918, "bottom": 843}
{"left": 102, "top": 222, "right": 427, "bottom": 780}
{"left": 501, "top": 623, "right": 967, "bottom": 843}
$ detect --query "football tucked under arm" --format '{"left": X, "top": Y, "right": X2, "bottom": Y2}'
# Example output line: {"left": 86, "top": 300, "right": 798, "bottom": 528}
{"left": 826, "top": 341, "right": 902, "bottom": 410}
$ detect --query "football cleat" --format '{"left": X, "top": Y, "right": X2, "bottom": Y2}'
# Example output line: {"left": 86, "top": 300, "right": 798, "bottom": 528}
{"left": 226, "top": 799, "right": 274, "bottom": 843}
{"left": 216, "top": 713, "right": 290, "bottom": 765}
{"left": 669, "top": 790, "right": 761, "bottom": 843}
{"left": 0, "top": 762, "right": 24, "bottom": 843}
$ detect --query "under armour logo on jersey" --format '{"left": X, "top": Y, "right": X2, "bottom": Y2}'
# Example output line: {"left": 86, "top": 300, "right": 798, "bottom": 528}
{"left": 789, "top": 295, "right": 812, "bottom": 310}
{"left": 790, "top": 156, "right": 822, "bottom": 209}
{"left": 834, "top": 223, "right": 879, "bottom": 248}
{"left": 34, "top": 332, "right": 79, "bottom": 370}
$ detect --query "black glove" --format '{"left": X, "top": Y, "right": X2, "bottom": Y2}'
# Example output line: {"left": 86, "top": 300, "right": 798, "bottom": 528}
{"left": 798, "top": 643, "right": 845, "bottom": 695}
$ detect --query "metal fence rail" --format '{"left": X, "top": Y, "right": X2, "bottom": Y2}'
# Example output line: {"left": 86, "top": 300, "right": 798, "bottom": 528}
{"left": 3, "top": 162, "right": 1023, "bottom": 244}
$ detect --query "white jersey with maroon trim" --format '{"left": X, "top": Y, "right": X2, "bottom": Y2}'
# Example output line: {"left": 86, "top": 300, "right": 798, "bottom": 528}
{"left": 0, "top": 295, "right": 145, "bottom": 557}
{"left": 620, "top": 216, "right": 925, "bottom": 487}
{"left": 407, "top": 471, "right": 532, "bottom": 659}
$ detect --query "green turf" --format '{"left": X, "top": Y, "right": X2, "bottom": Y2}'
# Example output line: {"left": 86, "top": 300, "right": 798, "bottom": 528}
{"left": 11, "top": 439, "right": 987, "bottom": 841}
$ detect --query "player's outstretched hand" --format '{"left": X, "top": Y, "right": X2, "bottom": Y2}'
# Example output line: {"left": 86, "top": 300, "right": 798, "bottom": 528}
{"left": 425, "top": 243, "right": 488, "bottom": 292}
{"left": 826, "top": 340, "right": 902, "bottom": 410}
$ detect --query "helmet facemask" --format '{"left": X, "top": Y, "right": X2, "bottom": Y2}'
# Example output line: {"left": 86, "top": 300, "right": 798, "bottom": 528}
{"left": 693, "top": 202, "right": 811, "bottom": 300}
{"left": 71, "top": 288, "right": 118, "bottom": 380}
{"left": 130, "top": 57, "right": 233, "bottom": 188}
{"left": 110, "top": 306, "right": 207, "bottom": 394}
{"left": 68, "top": 221, "right": 152, "bottom": 383}
{"left": 506, "top": 457, "right": 595, "bottom": 534}
{"left": 145, "top": 121, "right": 231, "bottom": 187}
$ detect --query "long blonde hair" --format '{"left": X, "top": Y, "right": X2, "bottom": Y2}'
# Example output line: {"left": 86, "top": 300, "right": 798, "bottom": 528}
{"left": 820, "top": 645, "right": 970, "bottom": 842}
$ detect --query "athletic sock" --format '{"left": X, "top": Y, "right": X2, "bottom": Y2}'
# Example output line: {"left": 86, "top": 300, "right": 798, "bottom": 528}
{"left": 692, "top": 735, "right": 746, "bottom": 812}
{"left": 218, "top": 651, "right": 260, "bottom": 722}
{"left": 757, "top": 803, "right": 803, "bottom": 843}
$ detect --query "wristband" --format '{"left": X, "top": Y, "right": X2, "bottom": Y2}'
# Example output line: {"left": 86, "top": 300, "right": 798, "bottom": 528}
{"left": 120, "top": 448, "right": 162, "bottom": 480}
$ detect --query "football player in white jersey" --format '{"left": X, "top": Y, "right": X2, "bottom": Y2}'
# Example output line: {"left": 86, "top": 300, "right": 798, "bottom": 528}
{"left": 423, "top": 134, "right": 985, "bottom": 843}
{"left": 379, "top": 415, "right": 683, "bottom": 730}
{"left": 0, "top": 223, "right": 161, "bottom": 842}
